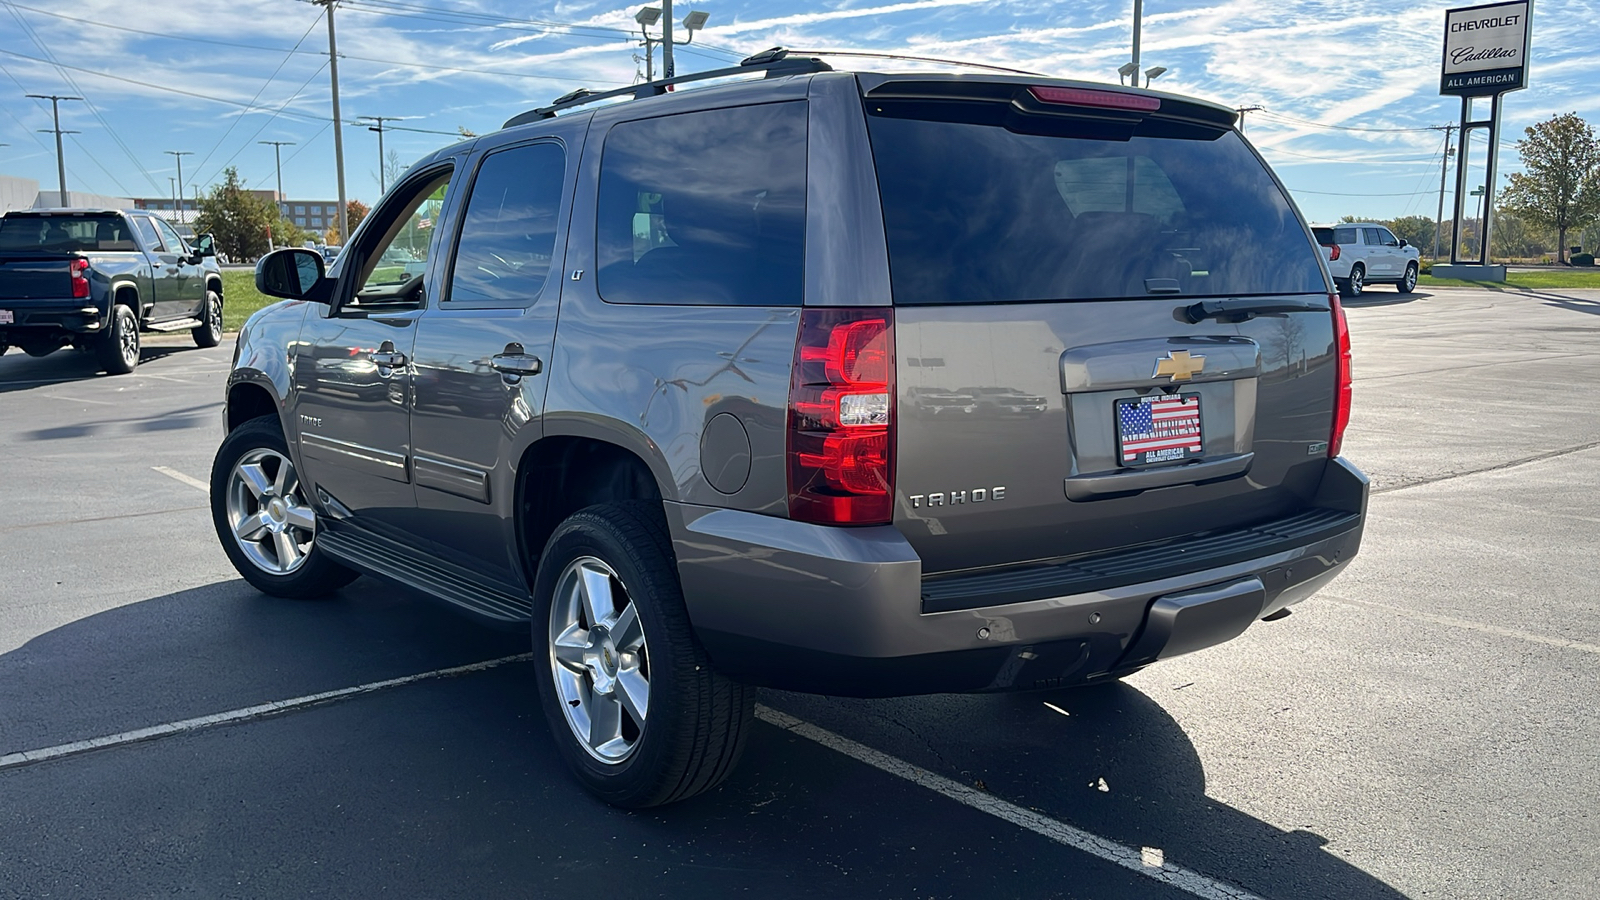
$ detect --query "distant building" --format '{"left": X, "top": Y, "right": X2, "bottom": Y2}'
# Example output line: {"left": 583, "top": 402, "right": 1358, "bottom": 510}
{"left": 0, "top": 174, "right": 39, "bottom": 213}
{"left": 131, "top": 190, "right": 344, "bottom": 234}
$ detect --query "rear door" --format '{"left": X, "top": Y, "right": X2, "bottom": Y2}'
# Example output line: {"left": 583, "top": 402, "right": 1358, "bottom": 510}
{"left": 860, "top": 80, "right": 1338, "bottom": 574}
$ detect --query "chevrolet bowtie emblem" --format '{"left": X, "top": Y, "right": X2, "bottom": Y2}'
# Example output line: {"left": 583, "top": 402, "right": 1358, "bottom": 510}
{"left": 1153, "top": 350, "right": 1206, "bottom": 382}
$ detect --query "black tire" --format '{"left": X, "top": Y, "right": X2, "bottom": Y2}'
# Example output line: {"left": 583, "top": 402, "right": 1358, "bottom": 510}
{"left": 98, "top": 304, "right": 140, "bottom": 374}
{"left": 193, "top": 289, "right": 223, "bottom": 347}
{"left": 1397, "top": 262, "right": 1418, "bottom": 294}
{"left": 1345, "top": 264, "right": 1365, "bottom": 297}
{"left": 211, "top": 415, "right": 358, "bottom": 599}
{"left": 532, "top": 502, "right": 753, "bottom": 808}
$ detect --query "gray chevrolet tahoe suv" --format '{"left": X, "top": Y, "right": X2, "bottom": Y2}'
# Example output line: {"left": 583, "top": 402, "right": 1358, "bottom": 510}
{"left": 212, "top": 50, "right": 1367, "bottom": 807}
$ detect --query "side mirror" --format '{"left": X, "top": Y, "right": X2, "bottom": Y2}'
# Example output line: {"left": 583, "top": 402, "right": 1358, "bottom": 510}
{"left": 193, "top": 233, "right": 216, "bottom": 257}
{"left": 1397, "top": 238, "right": 1408, "bottom": 248}
{"left": 256, "top": 248, "right": 332, "bottom": 303}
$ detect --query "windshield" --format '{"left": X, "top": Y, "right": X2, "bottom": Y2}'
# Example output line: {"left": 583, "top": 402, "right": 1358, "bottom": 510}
{"left": 0, "top": 214, "right": 137, "bottom": 252}
{"left": 865, "top": 111, "right": 1325, "bottom": 304}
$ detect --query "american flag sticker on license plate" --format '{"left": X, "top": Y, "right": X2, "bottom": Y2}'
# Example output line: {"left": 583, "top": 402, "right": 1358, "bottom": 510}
{"left": 1116, "top": 393, "right": 1203, "bottom": 466}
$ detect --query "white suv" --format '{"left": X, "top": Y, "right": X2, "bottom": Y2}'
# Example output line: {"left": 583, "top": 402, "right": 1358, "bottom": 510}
{"left": 1312, "top": 223, "right": 1420, "bottom": 296}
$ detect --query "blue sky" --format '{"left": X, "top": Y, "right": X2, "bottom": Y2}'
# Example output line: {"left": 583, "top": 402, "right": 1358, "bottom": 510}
{"left": 1, "top": 0, "right": 1594, "bottom": 224}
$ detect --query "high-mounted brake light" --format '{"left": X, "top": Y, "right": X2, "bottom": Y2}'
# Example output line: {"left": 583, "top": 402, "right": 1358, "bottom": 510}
{"left": 1329, "top": 293, "right": 1352, "bottom": 458}
{"left": 1028, "top": 86, "right": 1161, "bottom": 112}
{"left": 70, "top": 257, "right": 90, "bottom": 300}
{"left": 788, "top": 308, "right": 895, "bottom": 525}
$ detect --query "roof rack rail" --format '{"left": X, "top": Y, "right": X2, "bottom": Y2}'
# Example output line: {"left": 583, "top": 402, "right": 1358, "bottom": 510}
{"left": 502, "top": 47, "right": 830, "bottom": 129}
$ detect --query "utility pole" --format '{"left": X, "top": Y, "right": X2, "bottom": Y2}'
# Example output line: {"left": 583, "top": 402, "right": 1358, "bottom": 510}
{"left": 26, "top": 94, "right": 81, "bottom": 205}
{"left": 165, "top": 151, "right": 193, "bottom": 220}
{"left": 1235, "top": 105, "right": 1263, "bottom": 133}
{"left": 313, "top": 0, "right": 349, "bottom": 242}
{"left": 1431, "top": 124, "right": 1457, "bottom": 263}
{"left": 1131, "top": 0, "right": 1142, "bottom": 77}
{"left": 259, "top": 140, "right": 295, "bottom": 216}
{"left": 168, "top": 176, "right": 177, "bottom": 213}
{"left": 662, "top": 0, "right": 675, "bottom": 79}
{"left": 358, "top": 117, "right": 402, "bottom": 193}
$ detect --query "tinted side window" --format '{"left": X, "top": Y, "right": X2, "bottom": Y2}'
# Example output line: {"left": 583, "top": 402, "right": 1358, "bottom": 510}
{"left": 1362, "top": 228, "right": 1384, "bottom": 245}
{"left": 596, "top": 102, "right": 807, "bottom": 306}
{"left": 448, "top": 142, "right": 565, "bottom": 305}
{"left": 1376, "top": 227, "right": 1398, "bottom": 245}
{"left": 153, "top": 218, "right": 188, "bottom": 254}
{"left": 1333, "top": 227, "right": 1358, "bottom": 245}
{"left": 1312, "top": 227, "right": 1335, "bottom": 244}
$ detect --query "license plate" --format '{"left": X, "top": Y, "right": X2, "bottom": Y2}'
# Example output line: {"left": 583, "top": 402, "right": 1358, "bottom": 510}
{"left": 0, "top": 309, "right": 12, "bottom": 325}
{"left": 1116, "top": 393, "right": 1204, "bottom": 467}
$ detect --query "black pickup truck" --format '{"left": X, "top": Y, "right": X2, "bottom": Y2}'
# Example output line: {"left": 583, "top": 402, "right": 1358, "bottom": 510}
{"left": 0, "top": 209, "right": 224, "bottom": 373}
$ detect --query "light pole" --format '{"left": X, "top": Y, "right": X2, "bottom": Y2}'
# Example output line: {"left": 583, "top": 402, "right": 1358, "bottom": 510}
{"left": 168, "top": 176, "right": 177, "bottom": 214}
{"left": 313, "top": 0, "right": 349, "bottom": 244}
{"left": 635, "top": 6, "right": 708, "bottom": 82}
{"left": 358, "top": 116, "right": 403, "bottom": 193}
{"left": 26, "top": 94, "right": 81, "bottom": 205}
{"left": 259, "top": 140, "right": 295, "bottom": 216}
{"left": 1129, "top": 0, "right": 1143, "bottom": 83}
{"left": 165, "top": 150, "right": 193, "bottom": 220}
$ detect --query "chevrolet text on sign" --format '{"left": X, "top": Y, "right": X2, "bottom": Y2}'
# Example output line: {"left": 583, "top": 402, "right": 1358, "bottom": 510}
{"left": 1441, "top": 1, "right": 1532, "bottom": 96}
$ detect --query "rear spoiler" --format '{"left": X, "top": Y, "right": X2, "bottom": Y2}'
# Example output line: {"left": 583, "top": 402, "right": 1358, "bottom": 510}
{"left": 857, "top": 74, "right": 1238, "bottom": 132}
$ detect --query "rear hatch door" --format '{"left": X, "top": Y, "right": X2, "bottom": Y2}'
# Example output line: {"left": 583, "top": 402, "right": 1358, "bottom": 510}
{"left": 863, "top": 78, "right": 1339, "bottom": 575}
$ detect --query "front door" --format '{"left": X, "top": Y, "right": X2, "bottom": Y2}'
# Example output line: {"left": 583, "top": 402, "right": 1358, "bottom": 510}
{"left": 130, "top": 216, "right": 185, "bottom": 319}
{"left": 292, "top": 164, "right": 456, "bottom": 533}
{"left": 408, "top": 136, "right": 576, "bottom": 585}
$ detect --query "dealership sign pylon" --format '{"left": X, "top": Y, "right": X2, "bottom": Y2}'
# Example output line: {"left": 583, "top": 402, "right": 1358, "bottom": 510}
{"left": 1440, "top": 1, "right": 1532, "bottom": 272}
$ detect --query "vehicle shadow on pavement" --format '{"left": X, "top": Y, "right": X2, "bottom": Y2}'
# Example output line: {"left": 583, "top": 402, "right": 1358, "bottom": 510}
{"left": 12, "top": 401, "right": 218, "bottom": 441}
{"left": 1, "top": 578, "right": 1411, "bottom": 899}
{"left": 0, "top": 344, "right": 195, "bottom": 388}
{"left": 1342, "top": 290, "right": 1429, "bottom": 307}
{"left": 760, "top": 686, "right": 1415, "bottom": 900}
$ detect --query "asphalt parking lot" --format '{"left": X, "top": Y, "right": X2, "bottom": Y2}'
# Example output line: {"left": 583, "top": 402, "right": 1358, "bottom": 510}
{"left": 3, "top": 286, "right": 1598, "bottom": 899}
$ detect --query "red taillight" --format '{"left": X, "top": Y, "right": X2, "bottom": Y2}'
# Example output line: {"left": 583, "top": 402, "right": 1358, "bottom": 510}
{"left": 1329, "top": 293, "right": 1352, "bottom": 458}
{"left": 1028, "top": 85, "right": 1161, "bottom": 112}
{"left": 70, "top": 257, "right": 90, "bottom": 299}
{"left": 1325, "top": 243, "right": 1341, "bottom": 261}
{"left": 788, "top": 308, "right": 895, "bottom": 525}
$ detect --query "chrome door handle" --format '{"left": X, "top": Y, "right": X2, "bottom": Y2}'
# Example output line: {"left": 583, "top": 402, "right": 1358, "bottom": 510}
{"left": 368, "top": 350, "right": 407, "bottom": 368}
{"left": 490, "top": 353, "right": 542, "bottom": 376}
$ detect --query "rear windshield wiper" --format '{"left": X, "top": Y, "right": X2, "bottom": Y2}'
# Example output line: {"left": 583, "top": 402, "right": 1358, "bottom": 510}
{"left": 1182, "top": 297, "right": 1330, "bottom": 324}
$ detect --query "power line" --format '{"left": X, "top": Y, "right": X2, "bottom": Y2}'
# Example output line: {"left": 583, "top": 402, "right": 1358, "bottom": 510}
{"left": 1288, "top": 187, "right": 1437, "bottom": 197}
{"left": 191, "top": 8, "right": 327, "bottom": 187}
{"left": 3, "top": 0, "right": 163, "bottom": 193}
{"left": 1255, "top": 109, "right": 1441, "bottom": 134}
{"left": 197, "top": 59, "right": 330, "bottom": 190}
{"left": 7, "top": 1, "right": 630, "bottom": 86}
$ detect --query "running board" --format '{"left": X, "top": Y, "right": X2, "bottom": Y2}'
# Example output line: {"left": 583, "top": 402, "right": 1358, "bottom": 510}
{"left": 144, "top": 317, "right": 203, "bottom": 332}
{"left": 317, "top": 523, "right": 533, "bottom": 623}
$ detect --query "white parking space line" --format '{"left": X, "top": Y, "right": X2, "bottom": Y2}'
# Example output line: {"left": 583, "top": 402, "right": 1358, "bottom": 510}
{"left": 1324, "top": 595, "right": 1600, "bottom": 656}
{"left": 152, "top": 466, "right": 210, "bottom": 492}
{"left": 0, "top": 654, "right": 533, "bottom": 772}
{"left": 755, "top": 705, "right": 1265, "bottom": 900}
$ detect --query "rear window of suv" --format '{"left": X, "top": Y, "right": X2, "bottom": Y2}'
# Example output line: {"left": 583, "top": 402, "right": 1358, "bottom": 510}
{"left": 0, "top": 214, "right": 137, "bottom": 252}
{"left": 865, "top": 110, "right": 1325, "bottom": 304}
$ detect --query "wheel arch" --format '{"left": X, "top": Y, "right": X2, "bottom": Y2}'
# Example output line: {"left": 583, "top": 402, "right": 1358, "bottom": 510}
{"left": 225, "top": 379, "right": 281, "bottom": 433}
{"left": 515, "top": 435, "right": 666, "bottom": 588}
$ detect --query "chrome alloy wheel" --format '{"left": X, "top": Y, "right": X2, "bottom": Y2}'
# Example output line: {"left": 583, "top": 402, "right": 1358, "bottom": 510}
{"left": 224, "top": 448, "right": 317, "bottom": 575}
{"left": 549, "top": 556, "right": 650, "bottom": 764}
{"left": 206, "top": 296, "right": 223, "bottom": 337}
{"left": 118, "top": 311, "right": 139, "bottom": 366}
